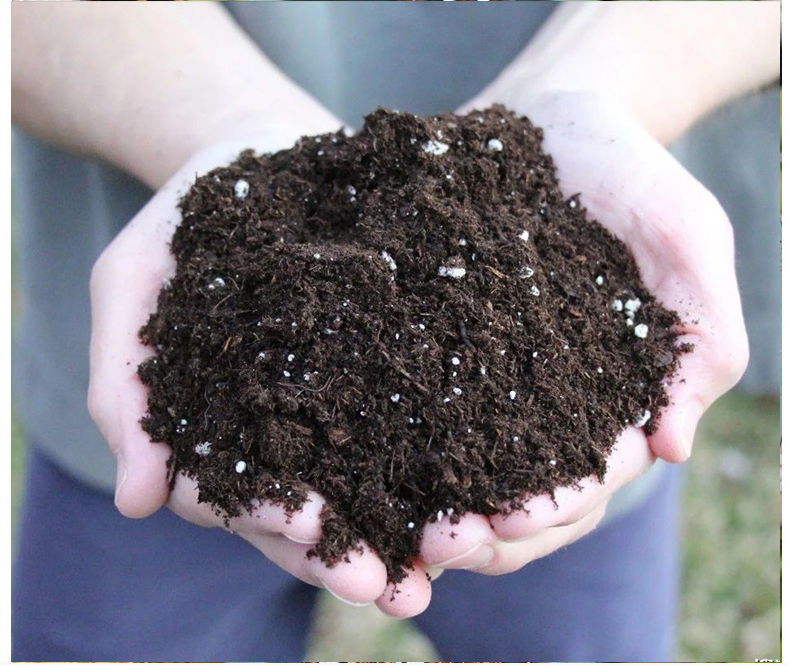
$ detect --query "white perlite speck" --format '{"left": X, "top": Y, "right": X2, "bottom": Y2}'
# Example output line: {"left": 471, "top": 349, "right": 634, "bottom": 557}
{"left": 518, "top": 266, "right": 534, "bottom": 279}
{"left": 458, "top": 238, "right": 467, "bottom": 246}
{"left": 234, "top": 179, "right": 250, "bottom": 200}
{"left": 438, "top": 266, "right": 467, "bottom": 279}
{"left": 518, "top": 229, "right": 530, "bottom": 243}
{"left": 390, "top": 393, "right": 401, "bottom": 403}
{"left": 451, "top": 357, "right": 461, "bottom": 366}
{"left": 530, "top": 285, "right": 541, "bottom": 297}
{"left": 207, "top": 277, "right": 225, "bottom": 290}
{"left": 194, "top": 441, "right": 212, "bottom": 456}
{"left": 487, "top": 138, "right": 504, "bottom": 152}
{"left": 381, "top": 250, "right": 397, "bottom": 271}
{"left": 624, "top": 298, "right": 642, "bottom": 315}
{"left": 568, "top": 199, "right": 578, "bottom": 209}
{"left": 283, "top": 370, "right": 291, "bottom": 378}
{"left": 595, "top": 275, "right": 605, "bottom": 286}
{"left": 452, "top": 387, "right": 463, "bottom": 396}
{"left": 612, "top": 299, "right": 624, "bottom": 312}
{"left": 437, "top": 510, "right": 444, "bottom": 521}
{"left": 634, "top": 323, "right": 649, "bottom": 339}
{"left": 313, "top": 253, "right": 321, "bottom": 259}
{"left": 235, "top": 460, "right": 247, "bottom": 474}
{"left": 422, "top": 140, "right": 450, "bottom": 156}
{"left": 479, "top": 366, "right": 487, "bottom": 375}
{"left": 549, "top": 459, "right": 557, "bottom": 467}
{"left": 287, "top": 354, "right": 295, "bottom": 362}
{"left": 633, "top": 409, "right": 652, "bottom": 428}
{"left": 509, "top": 390, "right": 517, "bottom": 400}
{"left": 407, "top": 522, "right": 415, "bottom": 529}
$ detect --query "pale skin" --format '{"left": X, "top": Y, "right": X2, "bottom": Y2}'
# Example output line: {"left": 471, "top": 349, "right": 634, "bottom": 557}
{"left": 12, "top": 1, "right": 778, "bottom": 618}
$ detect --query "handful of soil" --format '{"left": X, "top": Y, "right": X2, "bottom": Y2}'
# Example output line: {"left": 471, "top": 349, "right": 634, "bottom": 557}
{"left": 139, "top": 106, "right": 688, "bottom": 583}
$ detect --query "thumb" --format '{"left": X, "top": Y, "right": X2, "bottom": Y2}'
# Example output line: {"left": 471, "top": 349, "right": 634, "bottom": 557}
{"left": 88, "top": 185, "right": 179, "bottom": 518}
{"left": 648, "top": 326, "right": 748, "bottom": 463}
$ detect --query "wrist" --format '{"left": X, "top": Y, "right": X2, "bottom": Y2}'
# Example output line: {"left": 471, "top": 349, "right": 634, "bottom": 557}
{"left": 462, "top": 1, "right": 778, "bottom": 146}
{"left": 134, "top": 102, "right": 342, "bottom": 190}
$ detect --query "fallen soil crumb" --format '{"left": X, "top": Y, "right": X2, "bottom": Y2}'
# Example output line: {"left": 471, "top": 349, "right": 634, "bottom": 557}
{"left": 138, "top": 106, "right": 689, "bottom": 583}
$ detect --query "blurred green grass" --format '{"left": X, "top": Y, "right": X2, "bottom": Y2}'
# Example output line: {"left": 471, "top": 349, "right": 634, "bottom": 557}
{"left": 11, "top": 390, "right": 779, "bottom": 661}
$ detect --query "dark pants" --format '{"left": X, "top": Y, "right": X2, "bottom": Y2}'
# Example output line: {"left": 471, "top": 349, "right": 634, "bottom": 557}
{"left": 12, "top": 446, "right": 681, "bottom": 662}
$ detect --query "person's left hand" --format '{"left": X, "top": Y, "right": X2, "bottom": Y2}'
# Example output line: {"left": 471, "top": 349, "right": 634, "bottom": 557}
{"left": 417, "top": 90, "right": 748, "bottom": 577}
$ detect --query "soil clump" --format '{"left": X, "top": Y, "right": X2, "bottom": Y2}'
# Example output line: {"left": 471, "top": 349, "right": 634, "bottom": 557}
{"left": 139, "top": 106, "right": 689, "bottom": 583}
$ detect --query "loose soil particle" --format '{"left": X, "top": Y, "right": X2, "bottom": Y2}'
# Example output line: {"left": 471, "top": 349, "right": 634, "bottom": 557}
{"left": 139, "top": 106, "right": 690, "bottom": 583}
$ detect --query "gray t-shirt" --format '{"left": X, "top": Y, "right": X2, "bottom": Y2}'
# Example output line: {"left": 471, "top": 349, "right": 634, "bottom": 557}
{"left": 12, "top": 3, "right": 778, "bottom": 518}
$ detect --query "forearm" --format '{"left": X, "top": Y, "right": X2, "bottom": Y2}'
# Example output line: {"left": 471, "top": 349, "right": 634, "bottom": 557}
{"left": 471, "top": 1, "right": 779, "bottom": 144}
{"left": 12, "top": 2, "right": 340, "bottom": 189}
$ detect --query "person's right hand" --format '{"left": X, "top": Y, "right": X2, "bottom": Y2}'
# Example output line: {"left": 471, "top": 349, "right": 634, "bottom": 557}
{"left": 88, "top": 137, "right": 434, "bottom": 618}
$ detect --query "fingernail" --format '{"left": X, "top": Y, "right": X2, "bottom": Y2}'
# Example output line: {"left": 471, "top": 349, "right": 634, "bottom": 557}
{"left": 433, "top": 543, "right": 494, "bottom": 570}
{"left": 680, "top": 401, "right": 704, "bottom": 459}
{"left": 316, "top": 578, "right": 372, "bottom": 607}
{"left": 284, "top": 534, "right": 320, "bottom": 545}
{"left": 114, "top": 454, "right": 128, "bottom": 509}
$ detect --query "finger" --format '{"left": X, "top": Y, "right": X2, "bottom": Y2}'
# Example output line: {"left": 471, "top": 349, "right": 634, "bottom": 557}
{"left": 375, "top": 560, "right": 433, "bottom": 618}
{"left": 633, "top": 190, "right": 748, "bottom": 463}
{"left": 88, "top": 256, "right": 174, "bottom": 516}
{"left": 490, "top": 427, "right": 652, "bottom": 542}
{"left": 308, "top": 541, "right": 388, "bottom": 606}
{"left": 239, "top": 531, "right": 388, "bottom": 607}
{"left": 648, "top": 326, "right": 747, "bottom": 463}
{"left": 87, "top": 183, "right": 186, "bottom": 518}
{"left": 419, "top": 513, "right": 496, "bottom": 570}
{"left": 168, "top": 473, "right": 323, "bottom": 544}
{"left": 87, "top": 286, "right": 172, "bottom": 519}
{"left": 477, "top": 503, "right": 608, "bottom": 576}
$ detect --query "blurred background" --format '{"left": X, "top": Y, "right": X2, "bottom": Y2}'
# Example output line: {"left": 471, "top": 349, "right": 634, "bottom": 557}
{"left": 11, "top": 389, "right": 779, "bottom": 661}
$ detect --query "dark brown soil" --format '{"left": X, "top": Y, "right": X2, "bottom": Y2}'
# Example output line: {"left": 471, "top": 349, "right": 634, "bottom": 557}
{"left": 138, "top": 106, "right": 689, "bottom": 583}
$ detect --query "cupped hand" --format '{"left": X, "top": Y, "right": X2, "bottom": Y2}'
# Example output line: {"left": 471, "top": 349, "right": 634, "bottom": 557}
{"left": 87, "top": 137, "right": 432, "bottom": 617}
{"left": 420, "top": 90, "right": 749, "bottom": 577}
